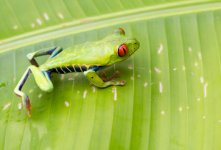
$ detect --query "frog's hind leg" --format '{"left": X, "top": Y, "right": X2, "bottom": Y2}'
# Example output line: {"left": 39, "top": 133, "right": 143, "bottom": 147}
{"left": 14, "top": 68, "right": 32, "bottom": 116}
{"left": 27, "top": 47, "right": 63, "bottom": 66}
{"left": 14, "top": 65, "right": 53, "bottom": 117}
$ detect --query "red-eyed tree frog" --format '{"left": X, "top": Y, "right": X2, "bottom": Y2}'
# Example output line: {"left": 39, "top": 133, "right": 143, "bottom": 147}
{"left": 14, "top": 28, "right": 140, "bottom": 116}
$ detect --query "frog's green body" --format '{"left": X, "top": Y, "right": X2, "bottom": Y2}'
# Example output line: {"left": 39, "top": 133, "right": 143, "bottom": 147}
{"left": 40, "top": 43, "right": 110, "bottom": 71}
{"left": 14, "top": 28, "right": 140, "bottom": 116}
{"left": 40, "top": 33, "right": 138, "bottom": 71}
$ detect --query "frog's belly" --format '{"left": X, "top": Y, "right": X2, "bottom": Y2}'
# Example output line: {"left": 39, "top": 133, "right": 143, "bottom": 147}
{"left": 49, "top": 65, "right": 100, "bottom": 74}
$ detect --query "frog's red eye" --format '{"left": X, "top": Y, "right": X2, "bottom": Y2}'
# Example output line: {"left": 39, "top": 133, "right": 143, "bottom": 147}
{"left": 118, "top": 44, "right": 128, "bottom": 57}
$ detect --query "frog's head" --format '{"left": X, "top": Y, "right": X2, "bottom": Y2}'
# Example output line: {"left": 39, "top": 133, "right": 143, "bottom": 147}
{"left": 107, "top": 28, "right": 140, "bottom": 65}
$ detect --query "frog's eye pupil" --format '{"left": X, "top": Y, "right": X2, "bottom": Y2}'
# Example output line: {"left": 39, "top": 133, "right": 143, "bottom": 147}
{"left": 118, "top": 44, "right": 128, "bottom": 57}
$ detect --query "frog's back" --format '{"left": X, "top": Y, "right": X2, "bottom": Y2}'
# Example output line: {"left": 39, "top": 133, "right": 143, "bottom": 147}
{"left": 40, "top": 41, "right": 113, "bottom": 71}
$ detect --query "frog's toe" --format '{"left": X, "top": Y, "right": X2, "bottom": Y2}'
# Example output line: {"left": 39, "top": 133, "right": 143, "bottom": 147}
{"left": 118, "top": 80, "right": 126, "bottom": 86}
{"left": 22, "top": 96, "right": 32, "bottom": 117}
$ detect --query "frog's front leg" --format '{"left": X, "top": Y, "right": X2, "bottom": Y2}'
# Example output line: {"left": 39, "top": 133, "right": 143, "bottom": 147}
{"left": 27, "top": 47, "right": 63, "bottom": 66}
{"left": 14, "top": 65, "right": 53, "bottom": 117}
{"left": 84, "top": 70, "right": 126, "bottom": 88}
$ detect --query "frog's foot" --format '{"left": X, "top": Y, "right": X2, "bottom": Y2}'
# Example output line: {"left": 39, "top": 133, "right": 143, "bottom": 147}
{"left": 112, "top": 80, "right": 126, "bottom": 86}
{"left": 119, "top": 80, "right": 126, "bottom": 85}
{"left": 102, "top": 79, "right": 126, "bottom": 87}
{"left": 99, "top": 70, "right": 120, "bottom": 82}
{"left": 84, "top": 70, "right": 126, "bottom": 88}
{"left": 22, "top": 95, "right": 32, "bottom": 117}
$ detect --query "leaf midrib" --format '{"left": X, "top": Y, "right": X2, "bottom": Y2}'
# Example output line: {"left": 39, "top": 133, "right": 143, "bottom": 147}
{"left": 0, "top": 0, "right": 221, "bottom": 53}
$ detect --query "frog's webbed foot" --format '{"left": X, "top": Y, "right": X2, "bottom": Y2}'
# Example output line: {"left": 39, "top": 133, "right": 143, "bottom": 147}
{"left": 15, "top": 92, "right": 32, "bottom": 117}
{"left": 84, "top": 70, "right": 126, "bottom": 88}
{"left": 110, "top": 80, "right": 126, "bottom": 86}
{"left": 99, "top": 70, "right": 120, "bottom": 82}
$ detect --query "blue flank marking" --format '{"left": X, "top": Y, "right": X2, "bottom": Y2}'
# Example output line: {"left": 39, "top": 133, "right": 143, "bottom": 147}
{"left": 44, "top": 71, "right": 52, "bottom": 79}
{"left": 89, "top": 66, "right": 100, "bottom": 71}
{"left": 49, "top": 47, "right": 63, "bottom": 58}
{"left": 47, "top": 47, "right": 57, "bottom": 55}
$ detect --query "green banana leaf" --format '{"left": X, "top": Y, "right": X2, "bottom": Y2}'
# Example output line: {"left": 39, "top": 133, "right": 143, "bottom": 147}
{"left": 1, "top": 0, "right": 221, "bottom": 150}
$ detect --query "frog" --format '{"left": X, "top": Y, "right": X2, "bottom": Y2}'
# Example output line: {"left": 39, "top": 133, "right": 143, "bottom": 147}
{"left": 14, "top": 28, "right": 140, "bottom": 117}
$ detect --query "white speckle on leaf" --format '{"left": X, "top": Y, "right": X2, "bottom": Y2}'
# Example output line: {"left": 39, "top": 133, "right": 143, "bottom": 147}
{"left": 204, "top": 83, "right": 208, "bottom": 98}
{"left": 60, "top": 74, "right": 65, "bottom": 80}
{"left": 137, "top": 74, "right": 141, "bottom": 78}
{"left": 13, "top": 25, "right": 18, "bottom": 30}
{"left": 182, "top": 65, "right": 186, "bottom": 71}
{"left": 31, "top": 23, "right": 36, "bottom": 28}
{"left": 43, "top": 13, "right": 49, "bottom": 20}
{"left": 144, "top": 82, "right": 148, "bottom": 88}
{"left": 202, "top": 115, "right": 206, "bottom": 119}
{"left": 83, "top": 90, "right": 87, "bottom": 99}
{"left": 186, "top": 106, "right": 190, "bottom": 110}
{"left": 2, "top": 102, "right": 11, "bottom": 111}
{"left": 36, "top": 18, "right": 43, "bottom": 25}
{"left": 188, "top": 47, "right": 192, "bottom": 52}
{"left": 58, "top": 13, "right": 64, "bottom": 19}
{"left": 173, "top": 68, "right": 177, "bottom": 71}
{"left": 154, "top": 67, "right": 161, "bottom": 73}
{"left": 158, "top": 44, "right": 163, "bottom": 54}
{"left": 159, "top": 82, "right": 163, "bottom": 93}
{"left": 197, "top": 97, "right": 201, "bottom": 102}
{"left": 92, "top": 86, "right": 96, "bottom": 93}
{"left": 77, "top": 90, "right": 80, "bottom": 94}
{"left": 161, "top": 110, "right": 165, "bottom": 115}
{"left": 218, "top": 120, "right": 221, "bottom": 123}
{"left": 38, "top": 93, "right": 42, "bottom": 98}
{"left": 112, "top": 87, "right": 117, "bottom": 101}
{"left": 64, "top": 101, "right": 70, "bottom": 107}
{"left": 194, "top": 62, "right": 198, "bottom": 67}
{"left": 18, "top": 103, "right": 22, "bottom": 110}
{"left": 198, "top": 52, "right": 202, "bottom": 60}
{"left": 200, "top": 77, "right": 204, "bottom": 84}
{"left": 178, "top": 107, "right": 183, "bottom": 112}
{"left": 29, "top": 89, "right": 33, "bottom": 94}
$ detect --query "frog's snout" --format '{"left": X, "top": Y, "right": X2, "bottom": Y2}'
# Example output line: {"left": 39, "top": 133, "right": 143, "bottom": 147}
{"left": 126, "top": 38, "right": 140, "bottom": 55}
{"left": 133, "top": 40, "right": 140, "bottom": 50}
